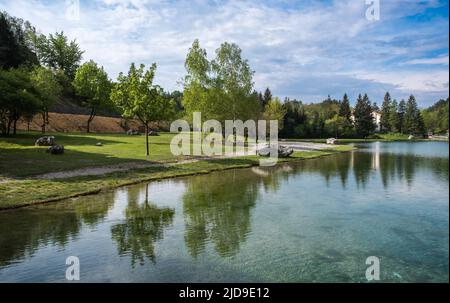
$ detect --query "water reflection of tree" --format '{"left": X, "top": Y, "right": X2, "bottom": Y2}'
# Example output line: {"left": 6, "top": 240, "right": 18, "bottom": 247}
{"left": 0, "top": 193, "right": 115, "bottom": 267}
{"left": 290, "top": 152, "right": 352, "bottom": 188}
{"left": 284, "top": 149, "right": 448, "bottom": 190}
{"left": 352, "top": 152, "right": 373, "bottom": 188}
{"left": 183, "top": 169, "right": 260, "bottom": 258}
{"left": 111, "top": 184, "right": 174, "bottom": 266}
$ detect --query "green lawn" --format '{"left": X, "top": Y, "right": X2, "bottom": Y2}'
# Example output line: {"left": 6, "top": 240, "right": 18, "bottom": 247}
{"left": 0, "top": 131, "right": 186, "bottom": 177}
{"left": 0, "top": 131, "right": 355, "bottom": 209}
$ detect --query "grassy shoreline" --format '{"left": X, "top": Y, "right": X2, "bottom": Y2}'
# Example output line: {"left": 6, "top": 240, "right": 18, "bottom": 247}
{"left": 280, "top": 133, "right": 448, "bottom": 143}
{"left": 0, "top": 145, "right": 354, "bottom": 210}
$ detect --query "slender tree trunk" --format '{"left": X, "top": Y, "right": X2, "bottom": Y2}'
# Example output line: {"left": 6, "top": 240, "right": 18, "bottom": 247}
{"left": 6, "top": 113, "right": 13, "bottom": 135}
{"left": 41, "top": 111, "right": 49, "bottom": 134}
{"left": 13, "top": 117, "right": 17, "bottom": 135}
{"left": 145, "top": 123, "right": 150, "bottom": 158}
{"left": 87, "top": 107, "right": 96, "bottom": 133}
{"left": 7, "top": 120, "right": 11, "bottom": 136}
{"left": 41, "top": 112, "right": 46, "bottom": 134}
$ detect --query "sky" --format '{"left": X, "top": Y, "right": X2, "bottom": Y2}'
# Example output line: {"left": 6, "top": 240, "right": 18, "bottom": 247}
{"left": 1, "top": 0, "right": 449, "bottom": 107}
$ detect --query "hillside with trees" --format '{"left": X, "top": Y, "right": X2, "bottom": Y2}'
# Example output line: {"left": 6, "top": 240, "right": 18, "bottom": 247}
{"left": 422, "top": 98, "right": 449, "bottom": 135}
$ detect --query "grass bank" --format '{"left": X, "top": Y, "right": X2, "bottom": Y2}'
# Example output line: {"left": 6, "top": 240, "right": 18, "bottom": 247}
{"left": 281, "top": 133, "right": 443, "bottom": 143}
{"left": 0, "top": 131, "right": 355, "bottom": 209}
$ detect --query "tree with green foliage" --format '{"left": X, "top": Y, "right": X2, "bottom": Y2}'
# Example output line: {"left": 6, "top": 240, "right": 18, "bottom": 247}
{"left": 404, "top": 95, "right": 425, "bottom": 134}
{"left": 29, "top": 66, "right": 62, "bottom": 133}
{"left": 325, "top": 115, "right": 348, "bottom": 138}
{"left": 417, "top": 111, "right": 426, "bottom": 135}
{"left": 372, "top": 102, "right": 379, "bottom": 113}
{"left": 380, "top": 92, "right": 391, "bottom": 132}
{"left": 422, "top": 98, "right": 449, "bottom": 134}
{"left": 34, "top": 31, "right": 84, "bottom": 80}
{"left": 280, "top": 99, "right": 307, "bottom": 138}
{"left": 263, "top": 97, "right": 287, "bottom": 134}
{"left": 398, "top": 99, "right": 406, "bottom": 133}
{"left": 211, "top": 42, "right": 259, "bottom": 122}
{"left": 388, "top": 99, "right": 400, "bottom": 133}
{"left": 0, "top": 11, "right": 38, "bottom": 69}
{"left": 111, "top": 63, "right": 175, "bottom": 157}
{"left": 338, "top": 93, "right": 354, "bottom": 137}
{"left": 182, "top": 39, "right": 214, "bottom": 123}
{"left": 162, "top": 90, "right": 184, "bottom": 119}
{"left": 353, "top": 94, "right": 375, "bottom": 137}
{"left": 257, "top": 92, "right": 264, "bottom": 110}
{"left": 262, "top": 88, "right": 272, "bottom": 109}
{"left": 0, "top": 68, "right": 41, "bottom": 135}
{"left": 339, "top": 93, "right": 352, "bottom": 122}
{"left": 73, "top": 60, "right": 112, "bottom": 133}
{"left": 183, "top": 40, "right": 259, "bottom": 127}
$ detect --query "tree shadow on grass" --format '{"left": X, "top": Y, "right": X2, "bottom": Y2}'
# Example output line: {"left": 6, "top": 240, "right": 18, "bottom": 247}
{"left": 0, "top": 132, "right": 124, "bottom": 147}
{"left": 0, "top": 147, "right": 157, "bottom": 179}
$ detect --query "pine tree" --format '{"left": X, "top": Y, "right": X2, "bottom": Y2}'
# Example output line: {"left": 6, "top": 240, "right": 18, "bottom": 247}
{"left": 416, "top": 111, "right": 426, "bottom": 135}
{"left": 354, "top": 93, "right": 375, "bottom": 137}
{"left": 257, "top": 92, "right": 264, "bottom": 109}
{"left": 404, "top": 95, "right": 423, "bottom": 134}
{"left": 262, "top": 87, "right": 272, "bottom": 108}
{"left": 398, "top": 99, "right": 406, "bottom": 133}
{"left": 372, "top": 102, "right": 380, "bottom": 112}
{"left": 388, "top": 99, "right": 399, "bottom": 133}
{"left": 339, "top": 93, "right": 352, "bottom": 122}
{"left": 380, "top": 92, "right": 391, "bottom": 132}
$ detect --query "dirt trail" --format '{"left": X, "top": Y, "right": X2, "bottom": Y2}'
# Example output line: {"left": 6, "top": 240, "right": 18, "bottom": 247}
{"left": 31, "top": 159, "right": 199, "bottom": 180}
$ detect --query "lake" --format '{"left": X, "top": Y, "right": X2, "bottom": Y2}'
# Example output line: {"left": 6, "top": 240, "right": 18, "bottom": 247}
{"left": 0, "top": 141, "right": 448, "bottom": 282}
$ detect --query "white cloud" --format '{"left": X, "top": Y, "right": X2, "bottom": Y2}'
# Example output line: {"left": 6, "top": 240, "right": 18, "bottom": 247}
{"left": 406, "top": 55, "right": 449, "bottom": 65}
{"left": 350, "top": 70, "right": 449, "bottom": 93}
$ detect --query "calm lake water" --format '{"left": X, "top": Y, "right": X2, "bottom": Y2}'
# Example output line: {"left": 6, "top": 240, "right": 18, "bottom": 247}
{"left": 0, "top": 142, "right": 448, "bottom": 282}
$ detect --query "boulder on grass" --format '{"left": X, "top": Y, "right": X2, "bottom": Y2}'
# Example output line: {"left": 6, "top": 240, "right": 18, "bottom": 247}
{"left": 35, "top": 136, "right": 56, "bottom": 146}
{"left": 46, "top": 145, "right": 64, "bottom": 155}
{"left": 148, "top": 131, "right": 160, "bottom": 136}
{"left": 257, "top": 144, "right": 294, "bottom": 158}
{"left": 326, "top": 138, "right": 336, "bottom": 144}
{"left": 126, "top": 129, "right": 140, "bottom": 135}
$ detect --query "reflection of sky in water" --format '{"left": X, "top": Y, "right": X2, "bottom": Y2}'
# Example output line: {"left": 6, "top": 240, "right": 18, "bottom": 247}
{"left": 0, "top": 142, "right": 448, "bottom": 282}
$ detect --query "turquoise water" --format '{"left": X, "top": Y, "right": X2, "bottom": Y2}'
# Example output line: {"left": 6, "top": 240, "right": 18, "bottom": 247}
{"left": 0, "top": 142, "right": 448, "bottom": 282}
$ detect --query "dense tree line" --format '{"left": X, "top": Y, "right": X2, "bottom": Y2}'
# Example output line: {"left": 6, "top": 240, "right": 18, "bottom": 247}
{"left": 278, "top": 94, "right": 358, "bottom": 138}
{"left": 278, "top": 91, "right": 434, "bottom": 139}
{"left": 379, "top": 93, "right": 426, "bottom": 135}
